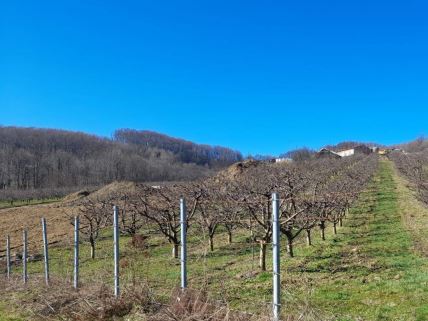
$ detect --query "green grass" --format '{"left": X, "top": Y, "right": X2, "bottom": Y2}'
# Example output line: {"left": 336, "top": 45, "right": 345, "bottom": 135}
{"left": 3, "top": 159, "right": 428, "bottom": 320}
{"left": 306, "top": 160, "right": 428, "bottom": 320}
{"left": 0, "top": 198, "right": 61, "bottom": 209}
{"left": 0, "top": 305, "right": 23, "bottom": 321}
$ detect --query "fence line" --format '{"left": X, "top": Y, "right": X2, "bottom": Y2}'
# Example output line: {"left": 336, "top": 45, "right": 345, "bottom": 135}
{"left": 4, "top": 196, "right": 286, "bottom": 320}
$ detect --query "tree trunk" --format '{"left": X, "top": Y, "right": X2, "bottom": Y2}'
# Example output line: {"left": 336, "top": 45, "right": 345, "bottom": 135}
{"left": 259, "top": 241, "right": 267, "bottom": 271}
{"left": 90, "top": 240, "right": 95, "bottom": 259}
{"left": 306, "top": 229, "right": 312, "bottom": 246}
{"left": 227, "top": 230, "right": 232, "bottom": 244}
{"left": 172, "top": 243, "right": 179, "bottom": 258}
{"left": 320, "top": 223, "right": 326, "bottom": 241}
{"left": 339, "top": 218, "right": 343, "bottom": 227}
{"left": 209, "top": 235, "right": 214, "bottom": 252}
{"left": 333, "top": 222, "right": 337, "bottom": 235}
{"left": 286, "top": 235, "right": 294, "bottom": 257}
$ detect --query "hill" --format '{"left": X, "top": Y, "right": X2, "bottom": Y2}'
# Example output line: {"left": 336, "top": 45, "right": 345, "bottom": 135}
{"left": 0, "top": 126, "right": 242, "bottom": 200}
{"left": 113, "top": 129, "right": 243, "bottom": 167}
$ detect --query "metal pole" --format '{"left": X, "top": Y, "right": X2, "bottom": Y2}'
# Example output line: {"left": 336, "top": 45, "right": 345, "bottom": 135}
{"left": 42, "top": 218, "right": 50, "bottom": 286}
{"left": 272, "top": 193, "right": 281, "bottom": 321}
{"left": 23, "top": 230, "right": 28, "bottom": 284}
{"left": 180, "top": 198, "right": 187, "bottom": 289}
{"left": 74, "top": 216, "right": 80, "bottom": 289}
{"left": 113, "top": 205, "right": 120, "bottom": 297}
{"left": 6, "top": 235, "right": 11, "bottom": 279}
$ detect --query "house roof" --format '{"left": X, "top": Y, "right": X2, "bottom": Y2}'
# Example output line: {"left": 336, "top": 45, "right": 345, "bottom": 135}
{"left": 318, "top": 148, "right": 341, "bottom": 156}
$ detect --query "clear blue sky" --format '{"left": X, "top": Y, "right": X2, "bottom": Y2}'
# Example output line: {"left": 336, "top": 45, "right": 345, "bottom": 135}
{"left": 1, "top": 1, "right": 427, "bottom": 156}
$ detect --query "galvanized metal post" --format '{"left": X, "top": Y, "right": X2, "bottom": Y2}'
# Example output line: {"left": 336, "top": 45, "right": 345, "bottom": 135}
{"left": 42, "top": 218, "right": 50, "bottom": 286}
{"left": 113, "top": 205, "right": 120, "bottom": 297}
{"left": 272, "top": 193, "right": 281, "bottom": 321}
{"left": 74, "top": 216, "right": 80, "bottom": 289}
{"left": 6, "top": 235, "right": 11, "bottom": 279}
{"left": 180, "top": 198, "right": 187, "bottom": 289}
{"left": 23, "top": 230, "right": 28, "bottom": 284}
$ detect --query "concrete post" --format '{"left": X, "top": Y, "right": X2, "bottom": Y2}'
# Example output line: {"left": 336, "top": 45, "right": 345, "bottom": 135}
{"left": 42, "top": 218, "right": 50, "bottom": 286}
{"left": 272, "top": 193, "right": 281, "bottom": 321}
{"left": 23, "top": 230, "right": 28, "bottom": 284}
{"left": 113, "top": 205, "right": 120, "bottom": 297}
{"left": 6, "top": 235, "right": 11, "bottom": 279}
{"left": 180, "top": 198, "right": 187, "bottom": 289}
{"left": 74, "top": 216, "right": 80, "bottom": 289}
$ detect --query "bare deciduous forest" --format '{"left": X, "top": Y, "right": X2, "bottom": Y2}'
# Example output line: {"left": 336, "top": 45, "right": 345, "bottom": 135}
{"left": 0, "top": 127, "right": 242, "bottom": 200}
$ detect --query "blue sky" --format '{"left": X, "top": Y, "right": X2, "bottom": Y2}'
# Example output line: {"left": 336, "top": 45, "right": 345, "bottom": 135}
{"left": 1, "top": 1, "right": 427, "bottom": 156}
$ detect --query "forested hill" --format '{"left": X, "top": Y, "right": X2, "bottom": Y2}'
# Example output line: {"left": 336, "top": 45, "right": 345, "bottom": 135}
{"left": 0, "top": 126, "right": 242, "bottom": 199}
{"left": 113, "top": 129, "right": 242, "bottom": 167}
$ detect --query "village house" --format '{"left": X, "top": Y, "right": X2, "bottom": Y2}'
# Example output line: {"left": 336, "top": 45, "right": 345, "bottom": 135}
{"left": 275, "top": 157, "right": 293, "bottom": 163}
{"left": 316, "top": 148, "right": 342, "bottom": 159}
{"left": 317, "top": 144, "right": 375, "bottom": 159}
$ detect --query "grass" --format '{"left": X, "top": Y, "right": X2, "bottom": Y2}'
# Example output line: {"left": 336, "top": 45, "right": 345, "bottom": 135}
{"left": 306, "top": 160, "right": 428, "bottom": 320}
{"left": 0, "top": 198, "right": 61, "bottom": 210}
{"left": 392, "top": 163, "right": 428, "bottom": 256}
{"left": 2, "top": 159, "right": 428, "bottom": 320}
{"left": 0, "top": 304, "right": 23, "bottom": 321}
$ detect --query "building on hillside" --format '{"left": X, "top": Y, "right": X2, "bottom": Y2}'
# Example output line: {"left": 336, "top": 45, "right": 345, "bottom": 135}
{"left": 316, "top": 148, "right": 342, "bottom": 159}
{"left": 337, "top": 148, "right": 355, "bottom": 157}
{"left": 274, "top": 157, "right": 292, "bottom": 163}
{"left": 318, "top": 144, "right": 375, "bottom": 159}
{"left": 354, "top": 145, "right": 373, "bottom": 155}
{"left": 336, "top": 145, "right": 373, "bottom": 157}
{"left": 370, "top": 146, "right": 379, "bottom": 153}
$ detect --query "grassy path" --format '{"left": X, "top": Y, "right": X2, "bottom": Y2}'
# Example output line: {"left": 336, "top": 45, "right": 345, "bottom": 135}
{"left": 305, "top": 160, "right": 428, "bottom": 320}
{"left": 392, "top": 163, "right": 428, "bottom": 257}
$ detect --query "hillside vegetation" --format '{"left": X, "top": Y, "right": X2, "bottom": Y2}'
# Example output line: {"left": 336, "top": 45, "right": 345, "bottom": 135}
{"left": 0, "top": 126, "right": 242, "bottom": 201}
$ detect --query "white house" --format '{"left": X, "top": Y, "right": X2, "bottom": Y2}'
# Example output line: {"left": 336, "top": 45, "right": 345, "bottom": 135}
{"left": 336, "top": 149, "right": 355, "bottom": 157}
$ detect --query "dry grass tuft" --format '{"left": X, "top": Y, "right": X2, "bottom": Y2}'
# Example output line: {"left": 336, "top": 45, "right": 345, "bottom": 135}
{"left": 0, "top": 276, "right": 331, "bottom": 321}
{"left": 0, "top": 276, "right": 158, "bottom": 321}
{"left": 151, "top": 288, "right": 269, "bottom": 321}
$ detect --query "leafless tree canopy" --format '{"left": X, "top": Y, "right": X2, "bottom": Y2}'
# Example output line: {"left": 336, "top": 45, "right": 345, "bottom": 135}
{"left": 0, "top": 126, "right": 242, "bottom": 201}
{"left": 390, "top": 147, "right": 428, "bottom": 205}
{"left": 68, "top": 154, "right": 378, "bottom": 268}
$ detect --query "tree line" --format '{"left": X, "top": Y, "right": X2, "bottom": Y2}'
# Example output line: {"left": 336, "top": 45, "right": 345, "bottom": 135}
{"left": 0, "top": 126, "right": 242, "bottom": 200}
{"left": 113, "top": 129, "right": 243, "bottom": 167}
